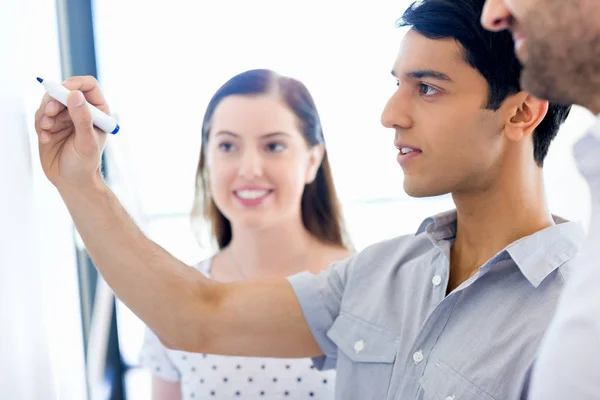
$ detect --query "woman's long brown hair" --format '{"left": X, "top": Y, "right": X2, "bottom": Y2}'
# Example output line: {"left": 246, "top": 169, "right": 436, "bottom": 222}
{"left": 192, "top": 69, "right": 349, "bottom": 250}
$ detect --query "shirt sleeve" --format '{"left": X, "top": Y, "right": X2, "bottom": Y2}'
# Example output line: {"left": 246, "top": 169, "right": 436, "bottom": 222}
{"left": 138, "top": 327, "right": 181, "bottom": 382}
{"left": 574, "top": 131, "right": 600, "bottom": 194}
{"left": 287, "top": 257, "right": 353, "bottom": 371}
{"left": 529, "top": 132, "right": 600, "bottom": 399}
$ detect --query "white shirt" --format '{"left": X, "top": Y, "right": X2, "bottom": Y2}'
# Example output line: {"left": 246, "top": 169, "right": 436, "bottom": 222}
{"left": 139, "top": 258, "right": 336, "bottom": 400}
{"left": 529, "top": 116, "right": 600, "bottom": 399}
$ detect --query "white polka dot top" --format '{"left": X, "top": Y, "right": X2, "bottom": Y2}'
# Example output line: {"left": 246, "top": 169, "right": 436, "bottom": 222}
{"left": 139, "top": 258, "right": 336, "bottom": 399}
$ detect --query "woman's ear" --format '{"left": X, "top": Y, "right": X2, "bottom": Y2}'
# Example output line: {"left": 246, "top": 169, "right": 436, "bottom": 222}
{"left": 305, "top": 144, "right": 325, "bottom": 184}
{"left": 503, "top": 92, "right": 549, "bottom": 142}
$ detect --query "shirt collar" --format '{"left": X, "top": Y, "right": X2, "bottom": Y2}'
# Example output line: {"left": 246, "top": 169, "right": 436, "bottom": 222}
{"left": 506, "top": 216, "right": 584, "bottom": 287}
{"left": 415, "top": 209, "right": 457, "bottom": 240}
{"left": 416, "top": 210, "right": 585, "bottom": 288}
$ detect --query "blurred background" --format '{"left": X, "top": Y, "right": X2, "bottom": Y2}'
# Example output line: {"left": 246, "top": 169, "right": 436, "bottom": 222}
{"left": 1, "top": 0, "right": 595, "bottom": 399}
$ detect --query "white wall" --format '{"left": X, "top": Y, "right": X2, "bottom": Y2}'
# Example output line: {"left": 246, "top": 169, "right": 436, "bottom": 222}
{"left": 0, "top": 0, "right": 86, "bottom": 399}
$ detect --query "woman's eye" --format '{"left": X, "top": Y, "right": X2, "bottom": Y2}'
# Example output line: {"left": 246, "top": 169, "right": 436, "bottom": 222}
{"left": 266, "top": 142, "right": 286, "bottom": 152}
{"left": 218, "top": 142, "right": 236, "bottom": 152}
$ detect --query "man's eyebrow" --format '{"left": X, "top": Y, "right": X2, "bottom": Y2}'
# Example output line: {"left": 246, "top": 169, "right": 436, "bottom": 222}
{"left": 391, "top": 69, "right": 454, "bottom": 82}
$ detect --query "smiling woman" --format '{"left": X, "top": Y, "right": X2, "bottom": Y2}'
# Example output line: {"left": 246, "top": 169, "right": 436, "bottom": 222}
{"left": 194, "top": 69, "right": 347, "bottom": 251}
{"left": 138, "top": 69, "right": 352, "bottom": 400}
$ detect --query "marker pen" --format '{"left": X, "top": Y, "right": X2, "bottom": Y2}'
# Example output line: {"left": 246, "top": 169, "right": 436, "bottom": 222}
{"left": 37, "top": 77, "right": 120, "bottom": 135}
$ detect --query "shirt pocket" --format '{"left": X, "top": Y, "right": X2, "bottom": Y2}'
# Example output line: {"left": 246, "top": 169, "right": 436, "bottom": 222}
{"left": 327, "top": 312, "right": 399, "bottom": 400}
{"left": 420, "top": 359, "right": 496, "bottom": 400}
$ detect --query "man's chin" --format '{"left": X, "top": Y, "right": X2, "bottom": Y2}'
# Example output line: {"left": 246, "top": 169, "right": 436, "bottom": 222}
{"left": 404, "top": 184, "right": 447, "bottom": 199}
{"left": 520, "top": 68, "right": 562, "bottom": 105}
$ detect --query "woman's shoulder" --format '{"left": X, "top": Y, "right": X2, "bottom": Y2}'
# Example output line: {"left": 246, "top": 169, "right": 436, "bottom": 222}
{"left": 307, "top": 244, "right": 353, "bottom": 274}
{"left": 326, "top": 242, "right": 354, "bottom": 259}
{"left": 326, "top": 248, "right": 353, "bottom": 266}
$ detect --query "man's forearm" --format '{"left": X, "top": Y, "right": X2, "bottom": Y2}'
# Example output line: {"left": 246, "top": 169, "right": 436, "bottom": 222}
{"left": 57, "top": 175, "right": 213, "bottom": 350}
{"left": 54, "top": 175, "right": 322, "bottom": 359}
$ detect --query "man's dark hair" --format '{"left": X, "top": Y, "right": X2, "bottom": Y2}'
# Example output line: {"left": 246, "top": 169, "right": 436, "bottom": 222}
{"left": 398, "top": 0, "right": 571, "bottom": 166}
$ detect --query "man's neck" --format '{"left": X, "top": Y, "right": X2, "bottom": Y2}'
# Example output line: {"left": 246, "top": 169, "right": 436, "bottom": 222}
{"left": 447, "top": 165, "right": 553, "bottom": 293}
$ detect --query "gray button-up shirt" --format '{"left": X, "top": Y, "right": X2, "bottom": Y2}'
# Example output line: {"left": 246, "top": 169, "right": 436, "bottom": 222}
{"left": 288, "top": 210, "right": 584, "bottom": 400}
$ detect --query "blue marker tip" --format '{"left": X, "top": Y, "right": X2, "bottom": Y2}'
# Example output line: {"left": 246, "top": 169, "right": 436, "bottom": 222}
{"left": 36, "top": 77, "right": 43, "bottom": 83}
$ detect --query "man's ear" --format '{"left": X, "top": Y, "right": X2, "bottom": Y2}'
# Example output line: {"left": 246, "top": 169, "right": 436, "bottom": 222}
{"left": 503, "top": 91, "right": 549, "bottom": 142}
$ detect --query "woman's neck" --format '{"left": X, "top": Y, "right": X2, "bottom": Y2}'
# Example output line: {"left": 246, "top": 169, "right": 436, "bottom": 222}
{"left": 221, "top": 215, "right": 330, "bottom": 279}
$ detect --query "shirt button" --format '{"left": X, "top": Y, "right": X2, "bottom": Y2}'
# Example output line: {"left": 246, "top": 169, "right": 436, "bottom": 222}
{"left": 354, "top": 340, "right": 365, "bottom": 354}
{"left": 445, "top": 396, "right": 455, "bottom": 400}
{"left": 432, "top": 275, "right": 442, "bottom": 286}
{"left": 412, "top": 350, "right": 424, "bottom": 364}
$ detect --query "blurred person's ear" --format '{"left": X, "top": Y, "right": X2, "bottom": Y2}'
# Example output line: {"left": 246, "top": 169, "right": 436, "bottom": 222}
{"left": 305, "top": 144, "right": 325, "bottom": 184}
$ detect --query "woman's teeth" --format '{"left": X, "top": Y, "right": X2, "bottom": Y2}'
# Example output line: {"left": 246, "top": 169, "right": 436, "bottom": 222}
{"left": 235, "top": 190, "right": 270, "bottom": 199}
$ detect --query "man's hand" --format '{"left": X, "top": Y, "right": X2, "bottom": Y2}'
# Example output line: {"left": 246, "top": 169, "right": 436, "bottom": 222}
{"left": 34, "top": 76, "right": 109, "bottom": 189}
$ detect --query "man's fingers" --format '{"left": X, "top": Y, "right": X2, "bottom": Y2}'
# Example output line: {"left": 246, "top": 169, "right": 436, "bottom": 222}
{"left": 67, "top": 90, "right": 101, "bottom": 157}
{"left": 39, "top": 93, "right": 66, "bottom": 117}
{"left": 62, "top": 76, "right": 111, "bottom": 114}
{"left": 39, "top": 130, "right": 51, "bottom": 144}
